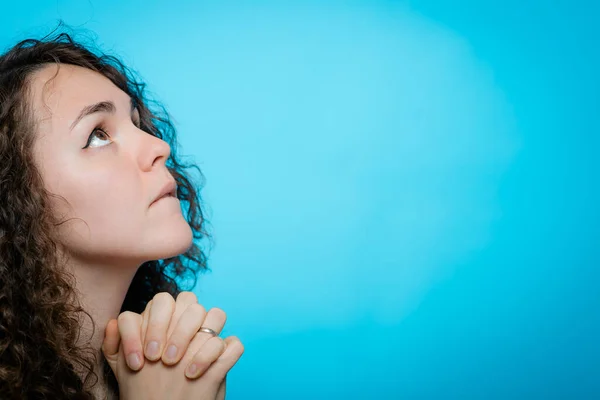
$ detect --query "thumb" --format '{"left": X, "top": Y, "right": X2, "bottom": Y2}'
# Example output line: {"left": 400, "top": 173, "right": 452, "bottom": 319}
{"left": 102, "top": 318, "right": 120, "bottom": 375}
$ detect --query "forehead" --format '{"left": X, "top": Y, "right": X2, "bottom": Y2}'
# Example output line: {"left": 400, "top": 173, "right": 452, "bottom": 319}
{"left": 28, "top": 63, "right": 130, "bottom": 124}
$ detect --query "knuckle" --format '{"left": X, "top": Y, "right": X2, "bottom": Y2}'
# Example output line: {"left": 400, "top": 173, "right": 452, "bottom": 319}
{"left": 186, "top": 302, "right": 206, "bottom": 315}
{"left": 226, "top": 336, "right": 240, "bottom": 344}
{"left": 226, "top": 339, "right": 244, "bottom": 355}
{"left": 153, "top": 291, "right": 175, "bottom": 304}
{"left": 221, "top": 339, "right": 231, "bottom": 352}
{"left": 193, "top": 350, "right": 213, "bottom": 364}
{"left": 147, "top": 319, "right": 164, "bottom": 330}
{"left": 117, "top": 311, "right": 136, "bottom": 324}
{"left": 176, "top": 291, "right": 198, "bottom": 303}
{"left": 211, "top": 371, "right": 227, "bottom": 382}
{"left": 230, "top": 340, "right": 243, "bottom": 352}
{"left": 208, "top": 307, "right": 227, "bottom": 321}
{"left": 122, "top": 335, "right": 141, "bottom": 348}
{"left": 210, "top": 336, "right": 225, "bottom": 347}
{"left": 142, "top": 300, "right": 153, "bottom": 316}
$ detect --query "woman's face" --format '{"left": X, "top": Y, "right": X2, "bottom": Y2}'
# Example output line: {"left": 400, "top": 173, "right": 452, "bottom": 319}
{"left": 29, "top": 63, "right": 193, "bottom": 266}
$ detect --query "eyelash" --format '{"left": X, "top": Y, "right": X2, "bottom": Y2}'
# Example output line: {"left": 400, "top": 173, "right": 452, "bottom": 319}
{"left": 83, "top": 124, "right": 110, "bottom": 149}
{"left": 83, "top": 119, "right": 142, "bottom": 149}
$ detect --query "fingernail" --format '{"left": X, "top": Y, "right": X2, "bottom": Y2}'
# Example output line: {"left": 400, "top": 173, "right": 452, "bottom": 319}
{"left": 186, "top": 363, "right": 198, "bottom": 378}
{"left": 127, "top": 352, "right": 142, "bottom": 370}
{"left": 146, "top": 341, "right": 160, "bottom": 359}
{"left": 165, "top": 344, "right": 178, "bottom": 361}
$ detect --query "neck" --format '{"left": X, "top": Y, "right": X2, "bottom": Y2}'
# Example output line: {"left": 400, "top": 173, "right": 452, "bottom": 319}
{"left": 62, "top": 251, "right": 141, "bottom": 390}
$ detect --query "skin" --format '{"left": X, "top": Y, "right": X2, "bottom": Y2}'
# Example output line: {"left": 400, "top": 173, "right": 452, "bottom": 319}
{"left": 26, "top": 63, "right": 243, "bottom": 396}
{"left": 103, "top": 291, "right": 244, "bottom": 399}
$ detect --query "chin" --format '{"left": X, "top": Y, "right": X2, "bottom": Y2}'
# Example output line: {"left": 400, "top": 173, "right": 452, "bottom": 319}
{"left": 144, "top": 223, "right": 194, "bottom": 262}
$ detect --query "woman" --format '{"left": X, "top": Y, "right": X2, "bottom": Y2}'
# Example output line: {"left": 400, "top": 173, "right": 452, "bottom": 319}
{"left": 0, "top": 26, "right": 243, "bottom": 398}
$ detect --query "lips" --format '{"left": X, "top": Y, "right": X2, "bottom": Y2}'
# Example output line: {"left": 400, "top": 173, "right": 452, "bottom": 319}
{"left": 157, "top": 192, "right": 174, "bottom": 201}
{"left": 151, "top": 180, "right": 177, "bottom": 207}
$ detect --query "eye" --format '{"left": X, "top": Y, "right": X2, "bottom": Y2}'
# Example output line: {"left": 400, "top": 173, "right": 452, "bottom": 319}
{"left": 83, "top": 126, "right": 112, "bottom": 149}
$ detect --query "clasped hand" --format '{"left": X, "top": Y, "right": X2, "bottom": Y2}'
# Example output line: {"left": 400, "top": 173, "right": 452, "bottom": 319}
{"left": 102, "top": 291, "right": 244, "bottom": 399}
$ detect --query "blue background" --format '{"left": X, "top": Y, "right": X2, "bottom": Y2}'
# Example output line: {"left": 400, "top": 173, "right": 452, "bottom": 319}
{"left": 1, "top": 1, "right": 598, "bottom": 398}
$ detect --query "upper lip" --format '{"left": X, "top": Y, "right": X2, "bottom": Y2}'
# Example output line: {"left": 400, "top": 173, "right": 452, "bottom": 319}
{"left": 151, "top": 180, "right": 177, "bottom": 206}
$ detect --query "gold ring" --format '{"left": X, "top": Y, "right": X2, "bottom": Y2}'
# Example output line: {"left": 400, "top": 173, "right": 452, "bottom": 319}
{"left": 198, "top": 327, "right": 217, "bottom": 336}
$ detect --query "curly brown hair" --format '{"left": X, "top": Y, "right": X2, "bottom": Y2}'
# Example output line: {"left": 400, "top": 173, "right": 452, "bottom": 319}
{"left": 0, "top": 25, "right": 213, "bottom": 399}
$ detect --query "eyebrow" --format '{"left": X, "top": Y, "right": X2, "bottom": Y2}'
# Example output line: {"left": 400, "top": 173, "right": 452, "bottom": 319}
{"left": 69, "top": 98, "right": 138, "bottom": 131}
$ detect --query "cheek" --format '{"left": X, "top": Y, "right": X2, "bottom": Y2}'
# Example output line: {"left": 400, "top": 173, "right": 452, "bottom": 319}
{"left": 49, "top": 167, "right": 146, "bottom": 254}
{"left": 72, "top": 169, "right": 139, "bottom": 216}
{"left": 48, "top": 164, "right": 141, "bottom": 225}
{"left": 34, "top": 144, "right": 146, "bottom": 253}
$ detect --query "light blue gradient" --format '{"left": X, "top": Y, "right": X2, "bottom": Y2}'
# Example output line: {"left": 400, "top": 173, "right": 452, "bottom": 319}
{"left": 2, "top": 1, "right": 598, "bottom": 398}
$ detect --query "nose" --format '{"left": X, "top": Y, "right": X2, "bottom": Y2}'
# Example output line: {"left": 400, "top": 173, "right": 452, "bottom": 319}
{"left": 138, "top": 131, "right": 171, "bottom": 171}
